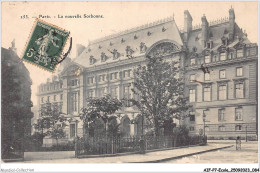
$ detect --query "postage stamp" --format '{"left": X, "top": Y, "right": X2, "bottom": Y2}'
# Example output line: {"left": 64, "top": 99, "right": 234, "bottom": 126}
{"left": 22, "top": 19, "right": 70, "bottom": 72}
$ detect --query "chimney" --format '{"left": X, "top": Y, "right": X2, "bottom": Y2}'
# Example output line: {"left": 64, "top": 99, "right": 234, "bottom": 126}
{"left": 229, "top": 7, "right": 235, "bottom": 42}
{"left": 9, "top": 39, "right": 17, "bottom": 53}
{"left": 183, "top": 10, "right": 193, "bottom": 42}
{"left": 201, "top": 14, "right": 209, "bottom": 47}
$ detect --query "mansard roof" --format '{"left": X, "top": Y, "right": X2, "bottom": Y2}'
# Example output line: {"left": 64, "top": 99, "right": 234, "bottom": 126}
{"left": 73, "top": 15, "right": 183, "bottom": 68}
{"left": 185, "top": 22, "right": 250, "bottom": 54}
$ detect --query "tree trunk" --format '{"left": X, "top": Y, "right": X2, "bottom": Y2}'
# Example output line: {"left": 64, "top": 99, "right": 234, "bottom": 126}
{"left": 154, "top": 118, "right": 160, "bottom": 148}
{"left": 154, "top": 118, "right": 160, "bottom": 137}
{"left": 56, "top": 138, "right": 58, "bottom": 146}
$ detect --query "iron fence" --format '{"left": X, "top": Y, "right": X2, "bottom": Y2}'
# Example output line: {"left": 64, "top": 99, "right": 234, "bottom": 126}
{"left": 76, "top": 135, "right": 206, "bottom": 157}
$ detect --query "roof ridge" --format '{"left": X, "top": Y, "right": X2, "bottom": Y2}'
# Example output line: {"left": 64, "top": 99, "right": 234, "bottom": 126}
{"left": 89, "top": 15, "right": 175, "bottom": 45}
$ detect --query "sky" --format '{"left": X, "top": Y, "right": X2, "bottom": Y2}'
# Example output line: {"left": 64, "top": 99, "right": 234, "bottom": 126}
{"left": 1, "top": 1, "right": 258, "bottom": 107}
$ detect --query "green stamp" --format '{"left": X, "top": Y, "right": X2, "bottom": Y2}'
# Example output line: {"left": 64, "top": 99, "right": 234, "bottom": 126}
{"left": 22, "top": 19, "right": 70, "bottom": 72}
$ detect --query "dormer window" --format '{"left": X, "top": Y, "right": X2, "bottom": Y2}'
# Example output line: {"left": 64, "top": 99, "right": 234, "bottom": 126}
{"left": 162, "top": 27, "right": 166, "bottom": 32}
{"left": 228, "top": 52, "right": 234, "bottom": 59}
{"left": 134, "top": 35, "right": 138, "bottom": 40}
{"left": 220, "top": 52, "right": 226, "bottom": 61}
{"left": 126, "top": 46, "right": 134, "bottom": 56}
{"left": 205, "top": 55, "right": 211, "bottom": 63}
{"left": 212, "top": 55, "right": 219, "bottom": 62}
{"left": 190, "top": 58, "right": 196, "bottom": 65}
{"left": 222, "top": 37, "right": 228, "bottom": 46}
{"left": 237, "top": 49, "right": 244, "bottom": 58}
{"left": 147, "top": 31, "right": 152, "bottom": 36}
{"left": 101, "top": 52, "right": 107, "bottom": 62}
{"left": 121, "top": 38, "right": 125, "bottom": 43}
{"left": 89, "top": 55, "right": 96, "bottom": 65}
{"left": 113, "top": 49, "right": 120, "bottom": 59}
{"left": 140, "top": 42, "right": 147, "bottom": 53}
{"left": 206, "top": 41, "right": 213, "bottom": 49}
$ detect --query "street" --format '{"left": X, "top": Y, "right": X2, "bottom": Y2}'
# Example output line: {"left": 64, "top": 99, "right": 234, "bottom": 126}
{"left": 164, "top": 141, "right": 258, "bottom": 163}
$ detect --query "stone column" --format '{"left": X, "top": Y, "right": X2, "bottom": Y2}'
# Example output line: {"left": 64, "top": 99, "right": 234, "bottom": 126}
{"left": 130, "top": 124, "right": 135, "bottom": 136}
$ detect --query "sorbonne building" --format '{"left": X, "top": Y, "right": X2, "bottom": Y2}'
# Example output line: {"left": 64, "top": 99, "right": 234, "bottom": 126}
{"left": 37, "top": 8, "right": 258, "bottom": 145}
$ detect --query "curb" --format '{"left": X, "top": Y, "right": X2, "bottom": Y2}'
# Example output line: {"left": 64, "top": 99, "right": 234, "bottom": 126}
{"left": 77, "top": 143, "right": 206, "bottom": 159}
{"left": 131, "top": 145, "right": 234, "bottom": 163}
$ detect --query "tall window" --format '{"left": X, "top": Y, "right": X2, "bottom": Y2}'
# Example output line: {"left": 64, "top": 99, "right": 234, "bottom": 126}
{"left": 236, "top": 67, "right": 243, "bottom": 77}
{"left": 219, "top": 70, "right": 226, "bottom": 79}
{"left": 60, "top": 82, "right": 63, "bottom": 88}
{"left": 189, "top": 89, "right": 196, "bottom": 102}
{"left": 60, "top": 94, "right": 63, "bottom": 100}
{"left": 220, "top": 53, "right": 226, "bottom": 61}
{"left": 72, "top": 93, "right": 78, "bottom": 112}
{"left": 110, "top": 86, "right": 118, "bottom": 99}
{"left": 229, "top": 52, "right": 234, "bottom": 59}
{"left": 123, "top": 70, "right": 131, "bottom": 78}
{"left": 250, "top": 47, "right": 257, "bottom": 56}
{"left": 203, "top": 86, "right": 211, "bottom": 101}
{"left": 235, "top": 83, "right": 244, "bottom": 98}
{"left": 237, "top": 49, "right": 243, "bottom": 58}
{"left": 60, "top": 102, "right": 63, "bottom": 112}
{"left": 98, "top": 88, "right": 105, "bottom": 97}
{"left": 218, "top": 85, "right": 227, "bottom": 100}
{"left": 123, "top": 84, "right": 131, "bottom": 106}
{"left": 88, "top": 90, "right": 94, "bottom": 98}
{"left": 47, "top": 96, "right": 50, "bottom": 102}
{"left": 71, "top": 79, "right": 79, "bottom": 86}
{"left": 190, "top": 74, "right": 195, "bottom": 82}
{"left": 204, "top": 73, "right": 210, "bottom": 81}
{"left": 110, "top": 72, "right": 118, "bottom": 80}
{"left": 41, "top": 97, "right": 44, "bottom": 103}
{"left": 54, "top": 95, "right": 56, "bottom": 101}
{"left": 235, "top": 125, "right": 242, "bottom": 131}
{"left": 99, "top": 75, "right": 106, "bottom": 82}
{"left": 218, "top": 109, "right": 225, "bottom": 121}
{"left": 190, "top": 113, "right": 195, "bottom": 121}
{"left": 190, "top": 58, "right": 195, "bottom": 65}
{"left": 235, "top": 108, "right": 243, "bottom": 120}
{"left": 88, "top": 77, "right": 94, "bottom": 84}
{"left": 70, "top": 124, "right": 76, "bottom": 138}
{"left": 205, "top": 55, "right": 211, "bottom": 63}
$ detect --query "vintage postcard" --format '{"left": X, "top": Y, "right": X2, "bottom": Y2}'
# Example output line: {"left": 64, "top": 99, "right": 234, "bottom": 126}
{"left": 1, "top": 1, "right": 259, "bottom": 173}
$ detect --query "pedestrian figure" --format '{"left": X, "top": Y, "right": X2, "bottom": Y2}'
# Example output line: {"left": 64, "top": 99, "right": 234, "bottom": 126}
{"left": 236, "top": 136, "right": 241, "bottom": 150}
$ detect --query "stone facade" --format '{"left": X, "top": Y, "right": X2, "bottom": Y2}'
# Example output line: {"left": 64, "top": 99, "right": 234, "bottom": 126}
{"left": 37, "top": 8, "right": 258, "bottom": 144}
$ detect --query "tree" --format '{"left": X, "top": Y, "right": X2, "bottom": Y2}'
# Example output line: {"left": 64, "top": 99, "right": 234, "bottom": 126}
{"left": 107, "top": 116, "right": 120, "bottom": 138}
{"left": 80, "top": 94, "right": 123, "bottom": 138}
{"left": 47, "top": 125, "right": 67, "bottom": 146}
{"left": 131, "top": 55, "right": 191, "bottom": 137}
{"left": 33, "top": 103, "right": 67, "bottom": 144}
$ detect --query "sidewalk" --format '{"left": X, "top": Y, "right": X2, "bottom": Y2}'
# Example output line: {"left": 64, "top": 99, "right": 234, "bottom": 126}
{"left": 23, "top": 143, "right": 233, "bottom": 163}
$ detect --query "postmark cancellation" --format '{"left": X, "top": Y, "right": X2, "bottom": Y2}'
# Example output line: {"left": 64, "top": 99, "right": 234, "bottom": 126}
{"left": 22, "top": 19, "right": 70, "bottom": 72}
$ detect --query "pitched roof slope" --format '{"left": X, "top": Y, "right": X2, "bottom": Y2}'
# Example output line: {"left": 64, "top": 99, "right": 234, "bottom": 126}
{"left": 73, "top": 16, "right": 183, "bottom": 68}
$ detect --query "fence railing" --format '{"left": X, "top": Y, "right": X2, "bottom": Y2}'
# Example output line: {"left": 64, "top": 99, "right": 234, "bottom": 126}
{"left": 76, "top": 135, "right": 207, "bottom": 157}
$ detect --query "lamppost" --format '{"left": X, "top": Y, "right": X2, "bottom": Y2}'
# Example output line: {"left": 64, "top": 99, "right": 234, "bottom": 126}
{"left": 203, "top": 109, "right": 209, "bottom": 143}
{"left": 203, "top": 111, "right": 206, "bottom": 139}
{"left": 246, "top": 125, "right": 248, "bottom": 142}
